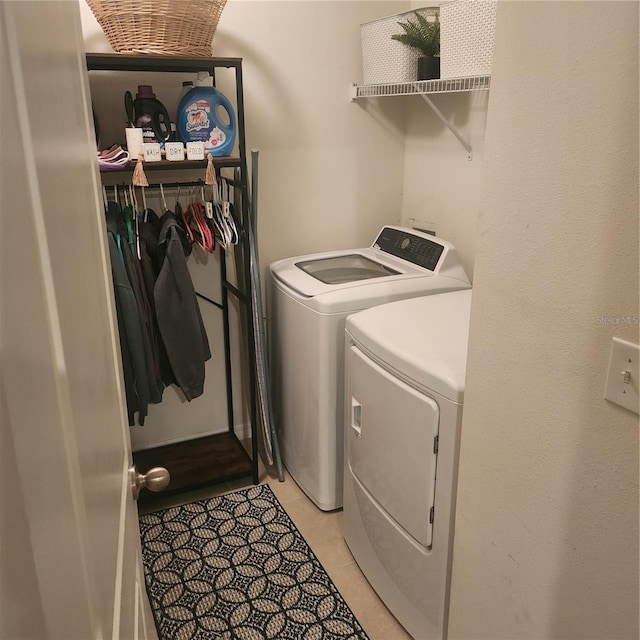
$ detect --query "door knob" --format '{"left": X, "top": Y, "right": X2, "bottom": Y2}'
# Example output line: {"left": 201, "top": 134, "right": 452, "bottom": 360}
{"left": 130, "top": 465, "right": 170, "bottom": 500}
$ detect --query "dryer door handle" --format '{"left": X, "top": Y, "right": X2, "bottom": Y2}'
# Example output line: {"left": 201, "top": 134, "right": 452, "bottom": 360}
{"left": 351, "top": 398, "right": 362, "bottom": 436}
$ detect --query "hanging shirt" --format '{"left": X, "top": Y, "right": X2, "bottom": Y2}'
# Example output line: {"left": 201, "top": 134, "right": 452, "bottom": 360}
{"left": 121, "top": 237, "right": 164, "bottom": 404}
{"left": 138, "top": 211, "right": 175, "bottom": 388}
{"left": 106, "top": 228, "right": 150, "bottom": 426}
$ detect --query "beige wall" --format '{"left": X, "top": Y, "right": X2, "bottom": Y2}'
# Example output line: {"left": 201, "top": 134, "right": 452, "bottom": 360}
{"left": 81, "top": 0, "right": 409, "bottom": 270}
{"left": 80, "top": 2, "right": 639, "bottom": 634}
{"left": 449, "top": 2, "right": 639, "bottom": 639}
{"left": 401, "top": 90, "right": 488, "bottom": 280}
{"left": 81, "top": 0, "right": 412, "bottom": 447}
{"left": 82, "top": 0, "right": 488, "bottom": 280}
{"left": 401, "top": 0, "right": 489, "bottom": 280}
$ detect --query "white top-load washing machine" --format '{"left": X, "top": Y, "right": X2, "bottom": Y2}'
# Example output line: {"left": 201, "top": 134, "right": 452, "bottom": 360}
{"left": 342, "top": 289, "right": 472, "bottom": 640}
{"left": 268, "top": 226, "right": 470, "bottom": 511}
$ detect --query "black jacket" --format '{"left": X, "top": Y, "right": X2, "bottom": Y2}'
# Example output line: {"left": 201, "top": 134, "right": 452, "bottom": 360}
{"left": 154, "top": 212, "right": 211, "bottom": 401}
{"left": 106, "top": 228, "right": 150, "bottom": 426}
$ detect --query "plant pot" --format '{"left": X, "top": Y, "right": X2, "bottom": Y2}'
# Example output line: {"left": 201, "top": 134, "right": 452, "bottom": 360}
{"left": 417, "top": 56, "right": 440, "bottom": 80}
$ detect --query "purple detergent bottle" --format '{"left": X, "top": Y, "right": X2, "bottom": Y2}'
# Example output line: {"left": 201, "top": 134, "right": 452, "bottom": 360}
{"left": 132, "top": 85, "right": 171, "bottom": 144}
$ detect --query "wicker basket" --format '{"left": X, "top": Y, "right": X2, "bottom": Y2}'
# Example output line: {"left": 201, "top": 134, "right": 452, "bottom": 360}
{"left": 87, "top": 0, "right": 227, "bottom": 56}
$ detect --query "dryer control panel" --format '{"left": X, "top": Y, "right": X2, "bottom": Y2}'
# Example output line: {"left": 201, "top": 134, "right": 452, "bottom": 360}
{"left": 373, "top": 227, "right": 445, "bottom": 272}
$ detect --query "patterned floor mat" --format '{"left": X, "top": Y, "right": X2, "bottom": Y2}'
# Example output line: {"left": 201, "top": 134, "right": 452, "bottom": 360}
{"left": 139, "top": 483, "right": 370, "bottom": 640}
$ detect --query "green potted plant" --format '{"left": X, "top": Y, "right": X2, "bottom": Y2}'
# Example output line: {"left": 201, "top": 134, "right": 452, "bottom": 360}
{"left": 392, "top": 11, "right": 440, "bottom": 81}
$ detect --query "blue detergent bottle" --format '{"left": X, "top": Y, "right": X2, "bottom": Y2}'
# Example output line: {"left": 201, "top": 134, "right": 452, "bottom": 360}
{"left": 177, "top": 72, "right": 236, "bottom": 156}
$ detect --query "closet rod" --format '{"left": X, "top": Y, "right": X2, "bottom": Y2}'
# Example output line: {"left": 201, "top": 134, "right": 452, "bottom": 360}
{"left": 112, "top": 180, "right": 210, "bottom": 190}
{"left": 111, "top": 178, "right": 242, "bottom": 191}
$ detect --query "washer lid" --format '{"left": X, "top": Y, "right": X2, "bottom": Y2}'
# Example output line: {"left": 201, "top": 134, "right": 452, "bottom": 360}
{"left": 269, "top": 226, "right": 470, "bottom": 300}
{"left": 296, "top": 254, "right": 400, "bottom": 284}
{"left": 346, "top": 290, "right": 472, "bottom": 402}
{"left": 270, "top": 247, "right": 428, "bottom": 299}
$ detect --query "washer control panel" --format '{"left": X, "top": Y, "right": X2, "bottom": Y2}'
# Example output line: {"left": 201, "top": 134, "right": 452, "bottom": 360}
{"left": 373, "top": 227, "right": 445, "bottom": 271}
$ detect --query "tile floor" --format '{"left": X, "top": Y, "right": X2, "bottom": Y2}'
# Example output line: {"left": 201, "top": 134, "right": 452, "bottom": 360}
{"left": 140, "top": 466, "right": 413, "bottom": 640}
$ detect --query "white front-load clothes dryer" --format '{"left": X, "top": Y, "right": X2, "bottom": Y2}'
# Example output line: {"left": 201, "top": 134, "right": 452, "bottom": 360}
{"left": 342, "top": 290, "right": 472, "bottom": 640}
{"left": 268, "top": 226, "right": 470, "bottom": 511}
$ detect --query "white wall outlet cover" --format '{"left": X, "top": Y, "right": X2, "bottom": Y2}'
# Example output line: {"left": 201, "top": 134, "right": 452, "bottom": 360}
{"left": 604, "top": 337, "right": 639, "bottom": 415}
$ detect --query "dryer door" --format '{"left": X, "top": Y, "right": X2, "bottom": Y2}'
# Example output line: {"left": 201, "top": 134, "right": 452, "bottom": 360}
{"left": 347, "top": 345, "right": 439, "bottom": 547}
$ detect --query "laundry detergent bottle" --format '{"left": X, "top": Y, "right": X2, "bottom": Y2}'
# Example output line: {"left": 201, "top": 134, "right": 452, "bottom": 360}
{"left": 177, "top": 72, "right": 236, "bottom": 156}
{"left": 132, "top": 85, "right": 171, "bottom": 144}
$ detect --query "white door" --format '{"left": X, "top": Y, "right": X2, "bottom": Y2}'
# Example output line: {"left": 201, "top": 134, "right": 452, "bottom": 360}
{"left": 0, "top": 2, "right": 152, "bottom": 638}
{"left": 347, "top": 345, "right": 439, "bottom": 548}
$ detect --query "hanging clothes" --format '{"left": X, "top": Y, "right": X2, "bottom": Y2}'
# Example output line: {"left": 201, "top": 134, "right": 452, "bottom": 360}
{"left": 106, "top": 202, "right": 150, "bottom": 426}
{"left": 138, "top": 208, "right": 175, "bottom": 388}
{"left": 155, "top": 211, "right": 211, "bottom": 401}
{"left": 105, "top": 192, "right": 212, "bottom": 419}
{"left": 120, "top": 238, "right": 164, "bottom": 404}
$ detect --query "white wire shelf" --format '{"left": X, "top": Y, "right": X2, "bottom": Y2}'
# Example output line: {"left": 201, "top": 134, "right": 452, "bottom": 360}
{"left": 350, "top": 75, "right": 491, "bottom": 160}
{"left": 350, "top": 75, "right": 490, "bottom": 100}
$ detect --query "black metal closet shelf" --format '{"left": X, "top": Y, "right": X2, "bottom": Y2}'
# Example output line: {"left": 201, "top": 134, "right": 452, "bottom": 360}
{"left": 87, "top": 53, "right": 259, "bottom": 507}
{"left": 102, "top": 178, "right": 246, "bottom": 190}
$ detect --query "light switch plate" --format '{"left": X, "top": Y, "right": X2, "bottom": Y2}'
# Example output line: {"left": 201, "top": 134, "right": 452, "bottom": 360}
{"left": 604, "top": 337, "right": 639, "bottom": 414}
